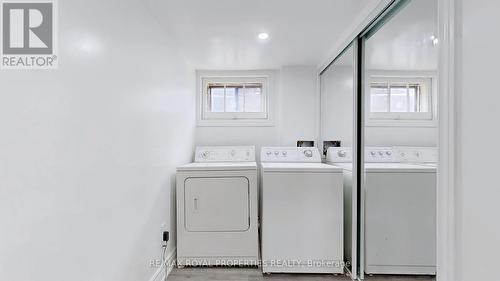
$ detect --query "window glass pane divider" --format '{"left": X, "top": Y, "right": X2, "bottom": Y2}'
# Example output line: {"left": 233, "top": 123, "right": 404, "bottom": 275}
{"left": 223, "top": 84, "right": 227, "bottom": 113}
{"left": 416, "top": 85, "right": 419, "bottom": 112}
{"left": 406, "top": 83, "right": 410, "bottom": 112}
{"left": 243, "top": 84, "right": 246, "bottom": 113}
{"left": 208, "top": 87, "right": 211, "bottom": 112}
{"left": 387, "top": 83, "right": 391, "bottom": 112}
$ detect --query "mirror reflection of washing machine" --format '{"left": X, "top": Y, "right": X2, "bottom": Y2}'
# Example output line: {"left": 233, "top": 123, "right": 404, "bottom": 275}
{"left": 327, "top": 146, "right": 437, "bottom": 275}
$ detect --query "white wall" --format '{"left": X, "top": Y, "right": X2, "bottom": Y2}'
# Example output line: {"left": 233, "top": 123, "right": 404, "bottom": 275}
{"left": 321, "top": 65, "right": 354, "bottom": 147}
{"left": 195, "top": 66, "right": 318, "bottom": 153}
{"left": 365, "top": 127, "right": 437, "bottom": 147}
{"left": 0, "top": 1, "right": 196, "bottom": 281}
{"left": 454, "top": 0, "right": 500, "bottom": 280}
{"left": 278, "top": 66, "right": 318, "bottom": 146}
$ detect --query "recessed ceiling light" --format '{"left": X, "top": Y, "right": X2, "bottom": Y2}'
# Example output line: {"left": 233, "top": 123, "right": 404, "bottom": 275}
{"left": 258, "top": 32, "right": 269, "bottom": 40}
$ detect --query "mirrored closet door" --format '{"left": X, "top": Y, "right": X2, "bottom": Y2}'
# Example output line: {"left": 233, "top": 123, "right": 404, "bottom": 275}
{"left": 360, "top": 0, "right": 438, "bottom": 280}
{"left": 319, "top": 43, "right": 360, "bottom": 279}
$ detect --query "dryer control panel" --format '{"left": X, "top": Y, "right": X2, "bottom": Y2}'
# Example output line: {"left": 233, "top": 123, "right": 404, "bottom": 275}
{"left": 195, "top": 146, "right": 255, "bottom": 162}
{"left": 260, "top": 147, "right": 322, "bottom": 162}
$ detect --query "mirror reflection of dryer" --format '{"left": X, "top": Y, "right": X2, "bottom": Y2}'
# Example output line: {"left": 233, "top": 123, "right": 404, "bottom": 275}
{"left": 327, "top": 146, "right": 437, "bottom": 276}
{"left": 176, "top": 146, "right": 259, "bottom": 267}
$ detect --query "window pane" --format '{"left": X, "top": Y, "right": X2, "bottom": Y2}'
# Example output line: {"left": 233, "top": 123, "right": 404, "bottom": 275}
{"left": 208, "top": 86, "right": 224, "bottom": 112}
{"left": 225, "top": 85, "right": 244, "bottom": 112}
{"left": 244, "top": 84, "right": 262, "bottom": 112}
{"left": 390, "top": 85, "right": 408, "bottom": 112}
{"left": 408, "top": 86, "right": 417, "bottom": 112}
{"left": 370, "top": 84, "right": 389, "bottom": 112}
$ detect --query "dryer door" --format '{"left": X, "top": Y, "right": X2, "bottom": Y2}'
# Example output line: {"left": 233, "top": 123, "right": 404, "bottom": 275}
{"left": 184, "top": 177, "right": 250, "bottom": 232}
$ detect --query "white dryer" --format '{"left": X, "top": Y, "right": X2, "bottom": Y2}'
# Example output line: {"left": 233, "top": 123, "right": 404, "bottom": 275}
{"left": 176, "top": 146, "right": 259, "bottom": 267}
{"left": 260, "top": 147, "right": 344, "bottom": 274}
{"left": 327, "top": 147, "right": 437, "bottom": 275}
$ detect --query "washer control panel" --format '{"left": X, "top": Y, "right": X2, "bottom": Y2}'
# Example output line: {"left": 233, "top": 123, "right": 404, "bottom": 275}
{"left": 261, "top": 147, "right": 321, "bottom": 162}
{"left": 327, "top": 147, "right": 438, "bottom": 163}
{"left": 195, "top": 146, "right": 255, "bottom": 162}
{"left": 365, "top": 147, "right": 396, "bottom": 163}
{"left": 327, "top": 147, "right": 394, "bottom": 163}
{"left": 326, "top": 147, "right": 353, "bottom": 163}
{"left": 394, "top": 147, "right": 438, "bottom": 163}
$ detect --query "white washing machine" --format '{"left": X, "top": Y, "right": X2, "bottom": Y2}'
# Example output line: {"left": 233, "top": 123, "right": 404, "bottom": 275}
{"left": 176, "top": 146, "right": 259, "bottom": 267}
{"left": 260, "top": 147, "right": 344, "bottom": 274}
{"left": 327, "top": 146, "right": 437, "bottom": 275}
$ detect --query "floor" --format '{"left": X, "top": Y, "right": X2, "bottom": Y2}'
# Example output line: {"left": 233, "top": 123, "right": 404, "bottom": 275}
{"left": 168, "top": 267, "right": 436, "bottom": 281}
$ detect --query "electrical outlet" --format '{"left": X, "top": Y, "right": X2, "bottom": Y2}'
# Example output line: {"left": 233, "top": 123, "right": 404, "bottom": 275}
{"left": 162, "top": 231, "right": 169, "bottom": 243}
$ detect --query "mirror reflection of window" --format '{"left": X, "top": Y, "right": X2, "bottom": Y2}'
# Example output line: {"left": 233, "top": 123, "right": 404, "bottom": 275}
{"left": 368, "top": 78, "right": 432, "bottom": 120}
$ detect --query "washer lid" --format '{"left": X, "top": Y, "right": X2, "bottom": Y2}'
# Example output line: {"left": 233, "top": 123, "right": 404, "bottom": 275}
{"left": 177, "top": 162, "right": 257, "bottom": 172}
{"left": 328, "top": 163, "right": 353, "bottom": 171}
{"left": 260, "top": 162, "right": 342, "bottom": 173}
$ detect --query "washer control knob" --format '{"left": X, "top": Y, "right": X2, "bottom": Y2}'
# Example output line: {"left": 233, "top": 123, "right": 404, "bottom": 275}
{"left": 338, "top": 150, "right": 346, "bottom": 157}
{"left": 274, "top": 151, "right": 279, "bottom": 156}
{"left": 386, "top": 151, "right": 392, "bottom": 155}
{"left": 230, "top": 150, "right": 236, "bottom": 157}
{"left": 201, "top": 151, "right": 210, "bottom": 159}
{"left": 304, "top": 149, "right": 313, "bottom": 158}
{"left": 378, "top": 151, "right": 384, "bottom": 156}
{"left": 370, "top": 151, "right": 376, "bottom": 156}
{"left": 282, "top": 151, "right": 287, "bottom": 156}
{"left": 266, "top": 151, "right": 272, "bottom": 156}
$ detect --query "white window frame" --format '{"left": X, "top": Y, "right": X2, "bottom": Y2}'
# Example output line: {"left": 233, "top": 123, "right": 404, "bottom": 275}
{"left": 365, "top": 73, "right": 437, "bottom": 127}
{"left": 196, "top": 70, "right": 275, "bottom": 126}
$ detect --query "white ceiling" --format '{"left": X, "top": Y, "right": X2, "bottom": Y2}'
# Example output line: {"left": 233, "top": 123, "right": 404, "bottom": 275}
{"left": 146, "top": 0, "right": 379, "bottom": 69}
{"left": 329, "top": 0, "right": 438, "bottom": 71}
{"left": 365, "top": 0, "right": 438, "bottom": 71}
